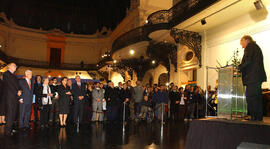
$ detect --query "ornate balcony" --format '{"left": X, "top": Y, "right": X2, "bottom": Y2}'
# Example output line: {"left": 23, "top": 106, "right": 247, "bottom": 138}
{"left": 147, "top": 0, "right": 219, "bottom": 27}
{"left": 112, "top": 0, "right": 219, "bottom": 54}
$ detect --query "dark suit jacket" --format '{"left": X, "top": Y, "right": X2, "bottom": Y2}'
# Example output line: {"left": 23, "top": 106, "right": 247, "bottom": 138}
{"left": 71, "top": 82, "right": 86, "bottom": 103}
{"left": 19, "top": 79, "right": 34, "bottom": 104}
{"left": 239, "top": 42, "right": 267, "bottom": 85}
{"left": 120, "top": 88, "right": 131, "bottom": 103}
{"left": 105, "top": 87, "right": 119, "bottom": 106}
{"left": 3, "top": 70, "right": 21, "bottom": 105}
{"left": 33, "top": 82, "right": 43, "bottom": 104}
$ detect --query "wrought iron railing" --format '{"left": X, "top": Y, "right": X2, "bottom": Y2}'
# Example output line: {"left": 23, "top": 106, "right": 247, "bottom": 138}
{"left": 147, "top": 0, "right": 219, "bottom": 27}
{"left": 111, "top": 0, "right": 219, "bottom": 53}
{"left": 111, "top": 26, "right": 150, "bottom": 53}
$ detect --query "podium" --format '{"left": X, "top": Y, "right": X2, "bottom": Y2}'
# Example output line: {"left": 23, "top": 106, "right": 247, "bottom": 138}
{"left": 217, "top": 65, "right": 247, "bottom": 120}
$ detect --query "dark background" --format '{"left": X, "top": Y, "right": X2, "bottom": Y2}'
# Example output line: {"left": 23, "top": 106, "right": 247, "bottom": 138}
{"left": 0, "top": 0, "right": 131, "bottom": 34}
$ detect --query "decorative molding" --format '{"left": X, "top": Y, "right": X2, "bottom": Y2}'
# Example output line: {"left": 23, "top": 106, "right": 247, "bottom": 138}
{"left": 170, "top": 28, "right": 202, "bottom": 66}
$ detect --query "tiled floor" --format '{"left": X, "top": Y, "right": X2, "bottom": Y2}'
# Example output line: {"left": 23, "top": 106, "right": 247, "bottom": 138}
{"left": 0, "top": 121, "right": 189, "bottom": 149}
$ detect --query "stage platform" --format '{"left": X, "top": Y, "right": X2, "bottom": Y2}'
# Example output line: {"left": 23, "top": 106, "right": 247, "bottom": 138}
{"left": 185, "top": 117, "right": 270, "bottom": 149}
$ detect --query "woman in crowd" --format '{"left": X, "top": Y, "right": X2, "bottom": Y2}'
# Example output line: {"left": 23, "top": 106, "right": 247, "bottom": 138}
{"left": 0, "top": 74, "right": 6, "bottom": 125}
{"left": 58, "top": 77, "right": 71, "bottom": 127}
{"left": 169, "top": 85, "right": 180, "bottom": 121}
{"left": 39, "top": 77, "right": 53, "bottom": 128}
{"left": 33, "top": 75, "right": 43, "bottom": 123}
{"left": 194, "top": 87, "right": 205, "bottom": 118}
{"left": 178, "top": 87, "right": 186, "bottom": 121}
{"left": 84, "top": 83, "right": 93, "bottom": 122}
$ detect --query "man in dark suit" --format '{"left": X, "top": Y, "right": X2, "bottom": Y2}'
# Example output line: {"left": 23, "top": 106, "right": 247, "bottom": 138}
{"left": 71, "top": 76, "right": 86, "bottom": 124}
{"left": 19, "top": 70, "right": 34, "bottom": 130}
{"left": 3, "top": 63, "right": 22, "bottom": 136}
{"left": 238, "top": 35, "right": 267, "bottom": 121}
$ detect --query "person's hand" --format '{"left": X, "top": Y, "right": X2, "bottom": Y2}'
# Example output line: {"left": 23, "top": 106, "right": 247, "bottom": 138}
{"left": 176, "top": 101, "right": 180, "bottom": 104}
{"left": 48, "top": 93, "right": 53, "bottom": 97}
{"left": 19, "top": 99, "right": 23, "bottom": 104}
{"left": 97, "top": 99, "right": 101, "bottom": 102}
{"left": 79, "top": 96, "right": 84, "bottom": 100}
{"left": 125, "top": 98, "right": 129, "bottom": 102}
{"left": 108, "top": 98, "right": 111, "bottom": 101}
{"left": 66, "top": 91, "right": 71, "bottom": 95}
{"left": 18, "top": 90, "right": 22, "bottom": 96}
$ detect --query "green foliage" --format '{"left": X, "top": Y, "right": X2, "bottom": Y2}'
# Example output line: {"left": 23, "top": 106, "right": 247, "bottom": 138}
{"left": 231, "top": 50, "right": 241, "bottom": 67}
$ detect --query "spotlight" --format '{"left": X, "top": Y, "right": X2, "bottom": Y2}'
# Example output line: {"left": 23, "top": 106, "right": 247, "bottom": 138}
{"left": 201, "top": 19, "right": 206, "bottom": 25}
{"left": 152, "top": 60, "right": 156, "bottom": 64}
{"left": 254, "top": 0, "right": 264, "bottom": 10}
{"left": 113, "top": 60, "right": 117, "bottom": 63}
{"left": 58, "top": 75, "right": 61, "bottom": 78}
{"left": 129, "top": 49, "right": 135, "bottom": 55}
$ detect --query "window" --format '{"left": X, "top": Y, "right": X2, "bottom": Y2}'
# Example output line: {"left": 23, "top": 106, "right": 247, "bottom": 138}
{"left": 50, "top": 48, "right": 61, "bottom": 67}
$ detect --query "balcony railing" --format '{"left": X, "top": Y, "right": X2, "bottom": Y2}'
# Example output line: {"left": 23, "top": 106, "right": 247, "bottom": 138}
{"left": 111, "top": 0, "right": 219, "bottom": 54}
{"left": 0, "top": 50, "right": 97, "bottom": 70}
{"left": 147, "top": 0, "right": 219, "bottom": 27}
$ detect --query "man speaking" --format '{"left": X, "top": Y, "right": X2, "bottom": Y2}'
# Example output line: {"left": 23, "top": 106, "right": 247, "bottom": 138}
{"left": 238, "top": 35, "right": 267, "bottom": 122}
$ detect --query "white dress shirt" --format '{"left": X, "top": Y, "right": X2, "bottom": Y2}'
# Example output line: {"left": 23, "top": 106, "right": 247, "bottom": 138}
{"left": 42, "top": 85, "right": 52, "bottom": 105}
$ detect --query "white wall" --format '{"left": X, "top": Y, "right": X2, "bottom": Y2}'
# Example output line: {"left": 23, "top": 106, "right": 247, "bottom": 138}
{"left": 142, "top": 64, "right": 168, "bottom": 85}
{"left": 198, "top": 6, "right": 270, "bottom": 89}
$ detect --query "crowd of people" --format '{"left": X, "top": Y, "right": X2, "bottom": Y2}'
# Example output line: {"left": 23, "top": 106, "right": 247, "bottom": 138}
{"left": 0, "top": 62, "right": 213, "bottom": 136}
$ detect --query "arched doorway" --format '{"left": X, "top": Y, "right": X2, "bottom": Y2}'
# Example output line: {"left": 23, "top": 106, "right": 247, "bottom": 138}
{"left": 158, "top": 73, "right": 169, "bottom": 86}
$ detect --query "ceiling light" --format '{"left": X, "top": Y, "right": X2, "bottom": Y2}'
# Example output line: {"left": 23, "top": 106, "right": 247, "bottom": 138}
{"left": 129, "top": 49, "right": 135, "bottom": 55}
{"left": 201, "top": 19, "right": 206, "bottom": 25}
{"left": 152, "top": 60, "right": 156, "bottom": 64}
{"left": 113, "top": 60, "right": 117, "bottom": 63}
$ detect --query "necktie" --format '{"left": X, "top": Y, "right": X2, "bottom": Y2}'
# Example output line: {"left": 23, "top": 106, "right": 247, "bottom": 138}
{"left": 28, "top": 81, "right": 31, "bottom": 89}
